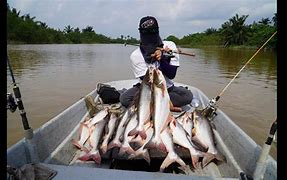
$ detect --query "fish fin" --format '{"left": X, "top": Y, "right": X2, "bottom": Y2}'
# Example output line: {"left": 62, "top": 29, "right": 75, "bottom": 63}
{"left": 158, "top": 142, "right": 167, "bottom": 153}
{"left": 107, "top": 140, "right": 121, "bottom": 150}
{"left": 71, "top": 139, "right": 82, "bottom": 149}
{"left": 142, "top": 149, "right": 151, "bottom": 165}
{"left": 173, "top": 152, "right": 187, "bottom": 168}
{"left": 160, "top": 152, "right": 186, "bottom": 172}
{"left": 77, "top": 122, "right": 89, "bottom": 142}
{"left": 202, "top": 152, "right": 226, "bottom": 168}
{"left": 139, "top": 130, "right": 147, "bottom": 140}
{"left": 118, "top": 147, "right": 125, "bottom": 156}
{"left": 127, "top": 149, "right": 150, "bottom": 165}
{"left": 202, "top": 153, "right": 214, "bottom": 168}
{"left": 159, "top": 154, "right": 173, "bottom": 172}
{"left": 90, "top": 151, "right": 101, "bottom": 165}
{"left": 191, "top": 136, "right": 209, "bottom": 152}
{"left": 128, "top": 128, "right": 138, "bottom": 137}
{"left": 100, "top": 144, "right": 107, "bottom": 154}
{"left": 191, "top": 155, "right": 200, "bottom": 169}
{"left": 128, "top": 154, "right": 136, "bottom": 160}
{"left": 78, "top": 153, "right": 92, "bottom": 161}
{"left": 160, "top": 113, "right": 174, "bottom": 133}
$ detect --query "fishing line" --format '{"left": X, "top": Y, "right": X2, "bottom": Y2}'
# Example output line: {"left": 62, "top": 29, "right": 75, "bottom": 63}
{"left": 215, "top": 31, "right": 277, "bottom": 102}
{"left": 202, "top": 31, "right": 277, "bottom": 119}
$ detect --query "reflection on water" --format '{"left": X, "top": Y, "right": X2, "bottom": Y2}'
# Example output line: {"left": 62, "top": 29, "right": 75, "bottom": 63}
{"left": 7, "top": 44, "right": 277, "bottom": 159}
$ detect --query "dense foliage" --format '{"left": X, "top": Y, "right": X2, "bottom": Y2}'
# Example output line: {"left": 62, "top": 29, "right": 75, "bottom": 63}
{"left": 167, "top": 13, "right": 277, "bottom": 49}
{"left": 7, "top": 4, "right": 138, "bottom": 44}
{"left": 7, "top": 3, "right": 276, "bottom": 49}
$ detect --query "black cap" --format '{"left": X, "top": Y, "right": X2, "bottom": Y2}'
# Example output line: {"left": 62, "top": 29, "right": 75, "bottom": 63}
{"left": 138, "top": 16, "right": 159, "bottom": 34}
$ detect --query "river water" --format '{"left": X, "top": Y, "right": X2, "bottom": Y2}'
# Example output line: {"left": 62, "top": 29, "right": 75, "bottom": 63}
{"left": 7, "top": 44, "right": 277, "bottom": 159}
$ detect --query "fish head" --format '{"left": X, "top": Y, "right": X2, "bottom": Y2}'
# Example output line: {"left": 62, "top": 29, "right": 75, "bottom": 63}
{"left": 148, "top": 66, "right": 155, "bottom": 84}
{"left": 143, "top": 66, "right": 155, "bottom": 85}
{"left": 153, "top": 69, "right": 165, "bottom": 88}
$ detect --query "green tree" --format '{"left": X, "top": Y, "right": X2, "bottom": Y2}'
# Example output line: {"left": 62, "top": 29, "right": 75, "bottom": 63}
{"left": 204, "top": 27, "right": 217, "bottom": 35}
{"left": 258, "top": 18, "right": 271, "bottom": 25}
{"left": 64, "top": 25, "right": 73, "bottom": 34}
{"left": 82, "top": 26, "right": 94, "bottom": 33}
{"left": 220, "top": 14, "right": 250, "bottom": 46}
{"left": 165, "top": 35, "right": 180, "bottom": 44}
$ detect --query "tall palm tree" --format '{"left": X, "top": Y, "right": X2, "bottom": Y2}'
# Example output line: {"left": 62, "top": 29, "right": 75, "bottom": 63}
{"left": 259, "top": 18, "right": 270, "bottom": 25}
{"left": 82, "top": 26, "right": 94, "bottom": 33}
{"left": 220, "top": 14, "right": 250, "bottom": 46}
{"left": 64, "top": 25, "right": 73, "bottom": 34}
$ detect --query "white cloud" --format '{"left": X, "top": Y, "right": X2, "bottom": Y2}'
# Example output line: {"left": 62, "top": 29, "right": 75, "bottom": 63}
{"left": 7, "top": 0, "right": 277, "bottom": 39}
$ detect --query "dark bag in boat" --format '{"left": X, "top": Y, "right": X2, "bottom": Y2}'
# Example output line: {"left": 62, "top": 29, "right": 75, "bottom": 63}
{"left": 97, "top": 83, "right": 120, "bottom": 104}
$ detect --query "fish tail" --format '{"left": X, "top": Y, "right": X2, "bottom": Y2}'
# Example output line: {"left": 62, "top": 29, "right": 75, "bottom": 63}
{"left": 202, "top": 152, "right": 226, "bottom": 167}
{"left": 160, "top": 152, "right": 186, "bottom": 172}
{"left": 78, "top": 153, "right": 91, "bottom": 161}
{"left": 191, "top": 136, "right": 209, "bottom": 152}
{"left": 190, "top": 155, "right": 200, "bottom": 169}
{"left": 107, "top": 139, "right": 121, "bottom": 150}
{"left": 128, "top": 148, "right": 150, "bottom": 164}
{"left": 71, "top": 139, "right": 82, "bottom": 149}
{"left": 100, "top": 144, "right": 107, "bottom": 154}
{"left": 90, "top": 151, "right": 101, "bottom": 165}
{"left": 118, "top": 145, "right": 135, "bottom": 156}
{"left": 128, "top": 127, "right": 138, "bottom": 137}
{"left": 142, "top": 149, "right": 151, "bottom": 164}
{"left": 138, "top": 130, "right": 147, "bottom": 140}
{"left": 146, "top": 136, "right": 166, "bottom": 153}
{"left": 100, "top": 137, "right": 109, "bottom": 154}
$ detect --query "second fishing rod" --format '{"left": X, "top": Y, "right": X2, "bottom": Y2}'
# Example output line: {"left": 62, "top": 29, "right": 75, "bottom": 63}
{"left": 201, "top": 31, "right": 277, "bottom": 120}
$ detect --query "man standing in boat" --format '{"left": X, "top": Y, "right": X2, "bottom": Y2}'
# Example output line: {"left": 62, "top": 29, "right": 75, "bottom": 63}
{"left": 120, "top": 16, "right": 193, "bottom": 109}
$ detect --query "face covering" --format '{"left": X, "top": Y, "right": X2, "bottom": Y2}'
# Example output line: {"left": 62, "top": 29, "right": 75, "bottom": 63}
{"left": 139, "top": 33, "right": 163, "bottom": 64}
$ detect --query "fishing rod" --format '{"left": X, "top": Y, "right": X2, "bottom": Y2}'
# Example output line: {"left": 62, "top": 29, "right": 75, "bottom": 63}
{"left": 201, "top": 31, "right": 277, "bottom": 119}
{"left": 7, "top": 56, "right": 33, "bottom": 138}
{"left": 124, "top": 41, "right": 196, "bottom": 57}
{"left": 252, "top": 117, "right": 277, "bottom": 180}
{"left": 239, "top": 117, "right": 277, "bottom": 180}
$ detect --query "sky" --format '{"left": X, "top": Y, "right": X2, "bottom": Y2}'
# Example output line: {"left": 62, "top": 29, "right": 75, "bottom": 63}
{"left": 8, "top": 0, "right": 277, "bottom": 39}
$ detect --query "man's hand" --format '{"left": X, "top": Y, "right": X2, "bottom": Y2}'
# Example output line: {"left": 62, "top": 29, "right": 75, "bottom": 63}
{"left": 153, "top": 49, "right": 162, "bottom": 61}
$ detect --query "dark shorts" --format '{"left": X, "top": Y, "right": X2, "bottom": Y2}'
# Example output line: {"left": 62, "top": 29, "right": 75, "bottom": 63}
{"left": 119, "top": 83, "right": 193, "bottom": 108}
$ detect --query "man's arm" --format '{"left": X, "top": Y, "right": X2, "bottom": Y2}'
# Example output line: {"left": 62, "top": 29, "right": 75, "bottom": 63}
{"left": 159, "top": 55, "right": 178, "bottom": 79}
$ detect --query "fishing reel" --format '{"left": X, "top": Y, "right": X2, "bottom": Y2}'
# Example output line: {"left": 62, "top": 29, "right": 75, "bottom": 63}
{"left": 7, "top": 93, "right": 17, "bottom": 113}
{"left": 162, "top": 50, "right": 175, "bottom": 58}
{"left": 201, "top": 98, "right": 218, "bottom": 121}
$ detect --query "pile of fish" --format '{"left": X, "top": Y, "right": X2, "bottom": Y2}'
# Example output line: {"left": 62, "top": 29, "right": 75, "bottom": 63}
{"left": 72, "top": 66, "right": 225, "bottom": 172}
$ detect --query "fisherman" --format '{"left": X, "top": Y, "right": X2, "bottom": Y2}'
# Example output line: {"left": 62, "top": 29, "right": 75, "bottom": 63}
{"left": 120, "top": 16, "right": 193, "bottom": 109}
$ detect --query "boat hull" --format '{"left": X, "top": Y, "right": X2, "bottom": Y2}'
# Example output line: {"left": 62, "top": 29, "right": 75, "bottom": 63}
{"left": 7, "top": 80, "right": 276, "bottom": 179}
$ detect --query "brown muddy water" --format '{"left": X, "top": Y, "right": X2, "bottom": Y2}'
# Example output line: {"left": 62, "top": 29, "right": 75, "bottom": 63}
{"left": 7, "top": 44, "right": 277, "bottom": 159}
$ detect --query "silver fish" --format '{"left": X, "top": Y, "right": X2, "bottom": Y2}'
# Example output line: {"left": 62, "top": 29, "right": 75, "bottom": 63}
{"left": 118, "top": 113, "right": 138, "bottom": 156}
{"left": 78, "top": 116, "right": 108, "bottom": 164}
{"left": 169, "top": 116, "right": 205, "bottom": 169}
{"left": 129, "top": 67, "right": 154, "bottom": 140}
{"left": 146, "top": 69, "right": 171, "bottom": 152}
{"left": 128, "top": 122, "right": 153, "bottom": 164}
{"left": 84, "top": 107, "right": 109, "bottom": 128}
{"left": 192, "top": 110, "right": 226, "bottom": 167}
{"left": 159, "top": 127, "right": 187, "bottom": 172}
{"left": 100, "top": 112, "right": 118, "bottom": 154}
{"left": 71, "top": 118, "right": 91, "bottom": 152}
{"left": 176, "top": 111, "right": 193, "bottom": 139}
{"left": 107, "top": 105, "right": 136, "bottom": 150}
